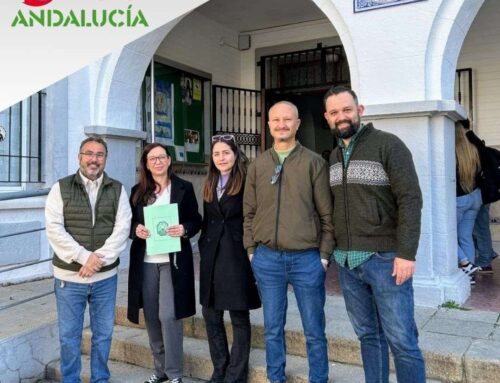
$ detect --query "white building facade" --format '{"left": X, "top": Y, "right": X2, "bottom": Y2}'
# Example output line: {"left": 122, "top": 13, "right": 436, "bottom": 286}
{"left": 1, "top": 0, "right": 499, "bottom": 306}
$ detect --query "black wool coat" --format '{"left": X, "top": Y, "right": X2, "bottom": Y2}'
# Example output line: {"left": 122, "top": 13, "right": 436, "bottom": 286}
{"left": 127, "top": 174, "right": 202, "bottom": 324}
{"left": 198, "top": 189, "right": 261, "bottom": 311}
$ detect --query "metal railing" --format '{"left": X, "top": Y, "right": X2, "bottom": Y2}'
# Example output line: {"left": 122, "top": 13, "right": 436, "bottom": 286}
{"left": 0, "top": 188, "right": 53, "bottom": 311}
{"left": 212, "top": 85, "right": 262, "bottom": 160}
{"left": 0, "top": 91, "right": 45, "bottom": 184}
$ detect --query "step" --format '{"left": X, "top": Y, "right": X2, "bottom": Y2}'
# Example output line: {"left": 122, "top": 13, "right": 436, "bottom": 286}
{"left": 82, "top": 325, "right": 443, "bottom": 383}
{"left": 45, "top": 355, "right": 205, "bottom": 383}
{"left": 113, "top": 302, "right": 457, "bottom": 382}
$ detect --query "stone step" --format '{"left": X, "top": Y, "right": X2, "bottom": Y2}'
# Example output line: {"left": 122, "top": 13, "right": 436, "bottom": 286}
{"left": 82, "top": 325, "right": 443, "bottom": 383}
{"left": 45, "top": 355, "right": 206, "bottom": 383}
{"left": 113, "top": 303, "right": 457, "bottom": 382}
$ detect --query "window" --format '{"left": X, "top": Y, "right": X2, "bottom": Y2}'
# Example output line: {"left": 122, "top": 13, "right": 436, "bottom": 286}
{"left": 0, "top": 91, "right": 44, "bottom": 188}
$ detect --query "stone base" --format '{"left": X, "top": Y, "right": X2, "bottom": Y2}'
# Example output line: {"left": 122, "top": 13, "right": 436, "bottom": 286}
{"left": 414, "top": 271, "right": 471, "bottom": 307}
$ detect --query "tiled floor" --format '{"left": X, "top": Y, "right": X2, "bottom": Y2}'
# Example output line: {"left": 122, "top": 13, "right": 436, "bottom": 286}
{"left": 195, "top": 253, "right": 500, "bottom": 312}
{"left": 463, "top": 257, "right": 500, "bottom": 311}
{"left": 324, "top": 260, "right": 500, "bottom": 312}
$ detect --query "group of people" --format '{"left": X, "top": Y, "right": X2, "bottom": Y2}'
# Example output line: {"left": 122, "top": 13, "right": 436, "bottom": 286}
{"left": 455, "top": 119, "right": 498, "bottom": 285}
{"left": 46, "top": 86, "right": 428, "bottom": 383}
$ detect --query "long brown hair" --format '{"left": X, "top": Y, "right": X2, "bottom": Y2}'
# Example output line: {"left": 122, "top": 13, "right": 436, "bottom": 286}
{"left": 131, "top": 143, "right": 173, "bottom": 206}
{"left": 455, "top": 122, "right": 481, "bottom": 193}
{"left": 203, "top": 138, "right": 248, "bottom": 202}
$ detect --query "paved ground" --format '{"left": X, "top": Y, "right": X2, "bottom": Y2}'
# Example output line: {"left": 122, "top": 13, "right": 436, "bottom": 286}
{"left": 2, "top": 265, "right": 500, "bottom": 383}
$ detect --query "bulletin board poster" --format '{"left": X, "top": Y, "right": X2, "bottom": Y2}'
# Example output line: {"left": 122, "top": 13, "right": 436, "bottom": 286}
{"left": 193, "top": 79, "right": 202, "bottom": 101}
{"left": 154, "top": 80, "right": 174, "bottom": 145}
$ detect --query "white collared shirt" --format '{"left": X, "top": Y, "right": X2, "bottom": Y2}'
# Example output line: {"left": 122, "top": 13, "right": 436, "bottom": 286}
{"left": 45, "top": 172, "right": 132, "bottom": 283}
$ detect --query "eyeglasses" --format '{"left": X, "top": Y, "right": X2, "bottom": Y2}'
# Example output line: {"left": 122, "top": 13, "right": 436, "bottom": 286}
{"left": 271, "top": 164, "right": 283, "bottom": 185}
{"left": 80, "top": 151, "right": 106, "bottom": 160}
{"left": 147, "top": 155, "right": 169, "bottom": 164}
{"left": 212, "top": 134, "right": 236, "bottom": 144}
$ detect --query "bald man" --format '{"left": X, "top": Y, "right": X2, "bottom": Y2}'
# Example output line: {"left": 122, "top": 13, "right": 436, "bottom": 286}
{"left": 243, "top": 101, "right": 334, "bottom": 383}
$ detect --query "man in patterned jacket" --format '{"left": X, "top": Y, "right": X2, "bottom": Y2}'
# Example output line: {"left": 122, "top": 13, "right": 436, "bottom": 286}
{"left": 324, "top": 86, "right": 426, "bottom": 383}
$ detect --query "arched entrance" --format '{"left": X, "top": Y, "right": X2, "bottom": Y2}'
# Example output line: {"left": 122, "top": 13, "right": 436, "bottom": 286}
{"left": 86, "top": 0, "right": 494, "bottom": 306}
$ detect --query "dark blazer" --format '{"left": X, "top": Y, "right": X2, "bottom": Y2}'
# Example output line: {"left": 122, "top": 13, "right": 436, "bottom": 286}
{"left": 466, "top": 130, "right": 500, "bottom": 204}
{"left": 198, "top": 188, "right": 260, "bottom": 311}
{"left": 127, "top": 174, "right": 202, "bottom": 323}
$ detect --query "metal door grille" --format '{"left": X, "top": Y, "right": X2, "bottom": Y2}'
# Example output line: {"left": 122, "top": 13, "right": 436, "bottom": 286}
{"left": 212, "top": 85, "right": 262, "bottom": 160}
{"left": 260, "top": 45, "right": 350, "bottom": 91}
{"left": 455, "top": 68, "right": 473, "bottom": 123}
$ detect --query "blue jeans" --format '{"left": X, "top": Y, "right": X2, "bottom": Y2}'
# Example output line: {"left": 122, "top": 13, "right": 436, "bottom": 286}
{"left": 54, "top": 275, "right": 117, "bottom": 383}
{"left": 473, "top": 204, "right": 494, "bottom": 267}
{"left": 338, "top": 252, "right": 425, "bottom": 383}
{"left": 251, "top": 245, "right": 328, "bottom": 383}
{"left": 457, "top": 188, "right": 482, "bottom": 264}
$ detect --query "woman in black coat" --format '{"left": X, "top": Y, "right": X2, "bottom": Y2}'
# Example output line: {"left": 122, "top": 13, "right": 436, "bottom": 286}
{"left": 128, "top": 143, "right": 201, "bottom": 383}
{"left": 199, "top": 135, "right": 260, "bottom": 383}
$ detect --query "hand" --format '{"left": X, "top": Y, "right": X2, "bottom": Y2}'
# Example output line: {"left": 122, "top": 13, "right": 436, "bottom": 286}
{"left": 321, "top": 258, "right": 329, "bottom": 271}
{"left": 79, "top": 252, "right": 104, "bottom": 278}
{"left": 135, "top": 224, "right": 150, "bottom": 240}
{"left": 392, "top": 257, "right": 415, "bottom": 285}
{"left": 167, "top": 224, "right": 185, "bottom": 237}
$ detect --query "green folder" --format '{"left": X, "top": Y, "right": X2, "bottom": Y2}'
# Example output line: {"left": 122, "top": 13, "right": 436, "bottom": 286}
{"left": 143, "top": 203, "right": 181, "bottom": 255}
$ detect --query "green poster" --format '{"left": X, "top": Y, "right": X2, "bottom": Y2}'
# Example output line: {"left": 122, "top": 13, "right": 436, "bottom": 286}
{"left": 143, "top": 203, "right": 181, "bottom": 255}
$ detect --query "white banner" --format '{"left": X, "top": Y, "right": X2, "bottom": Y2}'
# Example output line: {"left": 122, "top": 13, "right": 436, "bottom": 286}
{"left": 0, "top": 0, "right": 207, "bottom": 110}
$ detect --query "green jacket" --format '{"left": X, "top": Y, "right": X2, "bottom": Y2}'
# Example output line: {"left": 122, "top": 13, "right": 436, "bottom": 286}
{"left": 52, "top": 171, "right": 122, "bottom": 272}
{"left": 243, "top": 143, "right": 334, "bottom": 259}
{"left": 329, "top": 124, "right": 422, "bottom": 261}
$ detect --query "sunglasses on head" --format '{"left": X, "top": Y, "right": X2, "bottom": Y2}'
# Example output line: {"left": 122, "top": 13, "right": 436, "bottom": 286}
{"left": 212, "top": 134, "right": 236, "bottom": 144}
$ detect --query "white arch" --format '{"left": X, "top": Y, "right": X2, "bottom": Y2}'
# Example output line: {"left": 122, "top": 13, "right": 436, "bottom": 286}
{"left": 425, "top": 0, "right": 484, "bottom": 100}
{"left": 310, "top": 0, "right": 359, "bottom": 92}
{"left": 92, "top": 1, "right": 356, "bottom": 129}
{"left": 92, "top": 16, "right": 186, "bottom": 129}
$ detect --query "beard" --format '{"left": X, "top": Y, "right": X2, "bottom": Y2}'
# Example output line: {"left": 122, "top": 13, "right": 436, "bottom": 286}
{"left": 332, "top": 120, "right": 360, "bottom": 139}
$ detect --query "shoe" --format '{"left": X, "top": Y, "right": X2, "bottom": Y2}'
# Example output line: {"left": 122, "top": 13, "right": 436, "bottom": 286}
{"left": 470, "top": 275, "right": 476, "bottom": 285}
{"left": 460, "top": 262, "right": 478, "bottom": 276}
{"left": 145, "top": 374, "right": 168, "bottom": 383}
{"left": 477, "top": 265, "right": 494, "bottom": 274}
{"left": 168, "top": 378, "right": 183, "bottom": 383}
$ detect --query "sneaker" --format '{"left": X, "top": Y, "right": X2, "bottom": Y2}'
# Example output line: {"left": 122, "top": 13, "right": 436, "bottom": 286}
{"left": 168, "top": 379, "right": 183, "bottom": 383}
{"left": 477, "top": 265, "right": 494, "bottom": 274}
{"left": 145, "top": 375, "right": 168, "bottom": 383}
{"left": 470, "top": 275, "right": 476, "bottom": 285}
{"left": 460, "top": 262, "right": 478, "bottom": 276}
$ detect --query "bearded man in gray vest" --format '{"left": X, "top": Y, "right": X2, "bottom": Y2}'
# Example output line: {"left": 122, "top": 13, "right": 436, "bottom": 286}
{"left": 45, "top": 136, "right": 132, "bottom": 383}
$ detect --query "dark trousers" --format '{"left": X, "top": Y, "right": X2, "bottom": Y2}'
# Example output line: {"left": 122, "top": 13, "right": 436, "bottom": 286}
{"left": 202, "top": 306, "right": 251, "bottom": 383}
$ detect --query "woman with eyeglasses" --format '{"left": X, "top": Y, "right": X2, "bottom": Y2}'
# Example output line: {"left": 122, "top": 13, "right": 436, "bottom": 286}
{"left": 198, "top": 135, "right": 261, "bottom": 383}
{"left": 127, "top": 143, "right": 202, "bottom": 383}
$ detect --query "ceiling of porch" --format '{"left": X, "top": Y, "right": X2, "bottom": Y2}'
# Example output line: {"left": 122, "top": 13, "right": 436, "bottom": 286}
{"left": 196, "top": 0, "right": 327, "bottom": 32}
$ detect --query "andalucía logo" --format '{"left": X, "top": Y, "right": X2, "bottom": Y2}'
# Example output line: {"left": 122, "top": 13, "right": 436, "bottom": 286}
{"left": 12, "top": 0, "right": 149, "bottom": 28}
{"left": 24, "top": 0, "right": 53, "bottom": 6}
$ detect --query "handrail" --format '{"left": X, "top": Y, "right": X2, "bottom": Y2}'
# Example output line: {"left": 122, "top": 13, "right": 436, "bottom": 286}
{"left": 0, "top": 188, "right": 50, "bottom": 201}
{"left": 0, "top": 189, "right": 54, "bottom": 310}
{"left": 0, "top": 291, "right": 54, "bottom": 311}
{"left": 0, "top": 227, "right": 45, "bottom": 239}
{"left": 0, "top": 257, "right": 52, "bottom": 274}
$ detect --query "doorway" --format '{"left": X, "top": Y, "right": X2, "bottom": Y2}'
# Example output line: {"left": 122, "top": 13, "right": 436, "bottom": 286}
{"left": 264, "top": 89, "right": 334, "bottom": 158}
